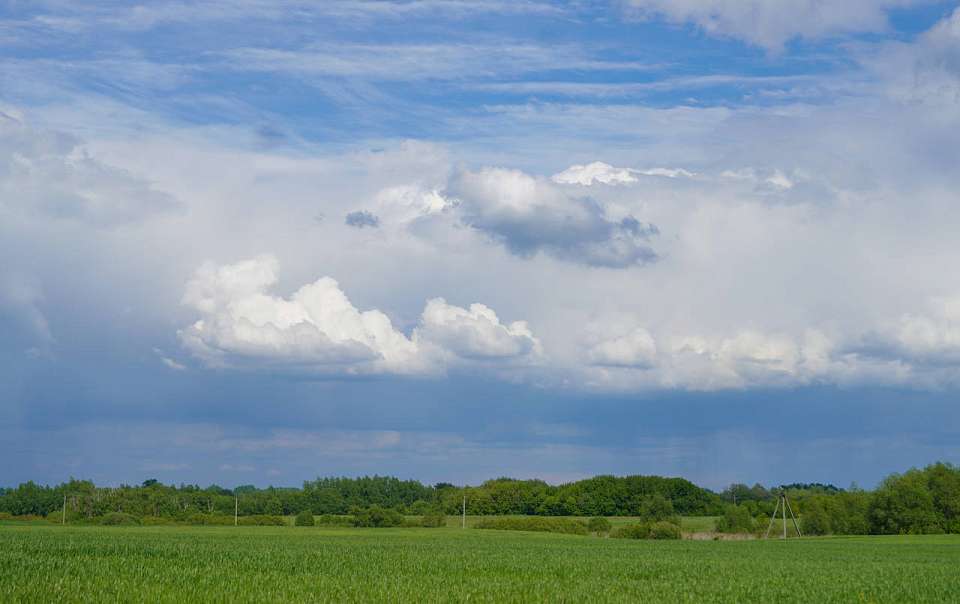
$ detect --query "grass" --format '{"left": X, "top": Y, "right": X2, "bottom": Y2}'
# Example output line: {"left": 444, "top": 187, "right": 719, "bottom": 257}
{"left": 1, "top": 524, "right": 959, "bottom": 602}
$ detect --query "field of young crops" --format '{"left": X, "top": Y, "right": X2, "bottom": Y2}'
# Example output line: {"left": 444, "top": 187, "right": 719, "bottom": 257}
{"left": 2, "top": 524, "right": 958, "bottom": 602}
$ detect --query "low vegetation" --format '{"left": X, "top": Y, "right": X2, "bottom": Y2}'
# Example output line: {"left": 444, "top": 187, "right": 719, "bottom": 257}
{"left": 2, "top": 525, "right": 957, "bottom": 601}
{"left": 293, "top": 510, "right": 314, "bottom": 527}
{"left": 474, "top": 516, "right": 589, "bottom": 535}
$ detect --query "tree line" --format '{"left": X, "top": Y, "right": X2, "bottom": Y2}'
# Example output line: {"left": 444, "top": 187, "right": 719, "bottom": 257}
{"left": 714, "top": 462, "right": 960, "bottom": 535}
{"left": 0, "top": 474, "right": 721, "bottom": 520}
{"left": 2, "top": 462, "right": 958, "bottom": 535}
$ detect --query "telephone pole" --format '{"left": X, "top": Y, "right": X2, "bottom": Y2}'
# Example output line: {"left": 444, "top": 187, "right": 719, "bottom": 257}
{"left": 461, "top": 495, "right": 466, "bottom": 529}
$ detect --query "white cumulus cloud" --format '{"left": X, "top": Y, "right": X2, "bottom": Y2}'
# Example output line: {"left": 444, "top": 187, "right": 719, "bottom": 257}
{"left": 417, "top": 298, "right": 541, "bottom": 360}
{"left": 178, "top": 256, "right": 539, "bottom": 375}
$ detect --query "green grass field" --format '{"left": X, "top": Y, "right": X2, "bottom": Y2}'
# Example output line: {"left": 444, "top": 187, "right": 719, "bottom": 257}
{"left": 2, "top": 524, "right": 958, "bottom": 602}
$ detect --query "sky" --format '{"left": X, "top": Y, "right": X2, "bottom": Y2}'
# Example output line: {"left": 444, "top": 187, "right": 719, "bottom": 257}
{"left": 2, "top": 0, "right": 960, "bottom": 491}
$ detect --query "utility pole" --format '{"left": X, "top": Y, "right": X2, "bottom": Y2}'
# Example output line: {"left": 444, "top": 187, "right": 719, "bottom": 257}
{"left": 462, "top": 495, "right": 466, "bottom": 529}
{"left": 234, "top": 497, "right": 238, "bottom": 527}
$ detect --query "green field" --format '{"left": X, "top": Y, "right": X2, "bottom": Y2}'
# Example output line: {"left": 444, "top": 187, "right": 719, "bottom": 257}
{"left": 2, "top": 524, "right": 959, "bottom": 602}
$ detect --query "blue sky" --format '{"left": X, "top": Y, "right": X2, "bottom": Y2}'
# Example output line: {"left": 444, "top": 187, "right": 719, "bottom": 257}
{"left": 2, "top": 0, "right": 960, "bottom": 491}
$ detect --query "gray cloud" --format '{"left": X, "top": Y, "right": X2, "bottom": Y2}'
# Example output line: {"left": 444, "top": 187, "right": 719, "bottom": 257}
{"left": 345, "top": 210, "right": 380, "bottom": 228}
{"left": 447, "top": 167, "right": 659, "bottom": 268}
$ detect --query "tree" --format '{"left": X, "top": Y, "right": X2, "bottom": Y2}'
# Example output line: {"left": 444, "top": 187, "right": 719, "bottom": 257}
{"left": 638, "top": 493, "right": 677, "bottom": 524}
{"left": 715, "top": 504, "right": 755, "bottom": 534}
{"left": 294, "top": 510, "right": 315, "bottom": 526}
{"left": 869, "top": 470, "right": 942, "bottom": 534}
{"left": 799, "top": 497, "right": 832, "bottom": 535}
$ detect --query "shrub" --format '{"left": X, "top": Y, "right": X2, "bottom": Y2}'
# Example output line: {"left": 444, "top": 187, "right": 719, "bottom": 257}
{"left": 294, "top": 510, "right": 315, "bottom": 527}
{"left": 649, "top": 521, "right": 682, "bottom": 540}
{"left": 239, "top": 515, "right": 287, "bottom": 526}
{"left": 185, "top": 513, "right": 234, "bottom": 526}
{"left": 611, "top": 523, "right": 651, "bottom": 539}
{"left": 587, "top": 517, "right": 612, "bottom": 534}
{"left": 141, "top": 516, "right": 177, "bottom": 526}
{"left": 100, "top": 512, "right": 140, "bottom": 526}
{"left": 421, "top": 512, "right": 447, "bottom": 528}
{"left": 0, "top": 512, "right": 13, "bottom": 520}
{"left": 352, "top": 506, "right": 405, "bottom": 528}
{"left": 474, "top": 517, "right": 588, "bottom": 535}
{"left": 317, "top": 514, "right": 353, "bottom": 527}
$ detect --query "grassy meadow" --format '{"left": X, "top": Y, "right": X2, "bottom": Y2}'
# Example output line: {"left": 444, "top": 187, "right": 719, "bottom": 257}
{"left": 2, "top": 522, "right": 959, "bottom": 602}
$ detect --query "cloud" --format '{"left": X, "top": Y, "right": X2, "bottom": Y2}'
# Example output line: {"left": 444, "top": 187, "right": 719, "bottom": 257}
{"left": 622, "top": 0, "right": 931, "bottom": 51}
{"left": 153, "top": 348, "right": 187, "bottom": 371}
{"left": 587, "top": 328, "right": 658, "bottom": 368}
{"left": 178, "top": 256, "right": 539, "bottom": 375}
{"left": 218, "top": 42, "right": 654, "bottom": 83}
{"left": 852, "top": 295, "right": 960, "bottom": 370}
{"left": 551, "top": 161, "right": 638, "bottom": 186}
{"left": 0, "top": 115, "right": 179, "bottom": 227}
{"left": 11, "top": 1, "right": 566, "bottom": 35}
{"left": 345, "top": 210, "right": 380, "bottom": 228}
{"left": 551, "top": 161, "right": 697, "bottom": 186}
{"left": 447, "top": 167, "right": 659, "bottom": 268}
{"left": 179, "top": 255, "right": 422, "bottom": 374}
{"left": 865, "top": 6, "right": 960, "bottom": 104}
{"left": 417, "top": 298, "right": 541, "bottom": 360}
{"left": 0, "top": 275, "right": 54, "bottom": 354}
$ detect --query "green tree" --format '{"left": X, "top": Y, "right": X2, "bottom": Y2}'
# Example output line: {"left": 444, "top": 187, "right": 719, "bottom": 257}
{"left": 869, "top": 470, "right": 942, "bottom": 534}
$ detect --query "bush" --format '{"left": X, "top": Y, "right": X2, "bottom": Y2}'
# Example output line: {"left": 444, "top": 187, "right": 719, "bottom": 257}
{"left": 611, "top": 523, "right": 651, "bottom": 539}
{"left": 587, "top": 517, "right": 611, "bottom": 534}
{"left": 294, "top": 510, "right": 315, "bottom": 527}
{"left": 352, "top": 505, "right": 405, "bottom": 528}
{"left": 141, "top": 516, "right": 177, "bottom": 526}
{"left": 649, "top": 520, "right": 682, "bottom": 539}
{"left": 421, "top": 512, "right": 447, "bottom": 528}
{"left": 100, "top": 512, "right": 140, "bottom": 526}
{"left": 317, "top": 514, "right": 354, "bottom": 527}
{"left": 0, "top": 512, "right": 13, "bottom": 521}
{"left": 185, "top": 513, "right": 234, "bottom": 526}
{"left": 238, "top": 515, "right": 287, "bottom": 526}
{"left": 716, "top": 505, "right": 756, "bottom": 534}
{"left": 474, "top": 516, "right": 588, "bottom": 535}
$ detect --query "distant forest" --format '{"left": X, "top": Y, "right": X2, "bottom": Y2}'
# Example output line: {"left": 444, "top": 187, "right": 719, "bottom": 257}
{"left": 2, "top": 462, "right": 958, "bottom": 535}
